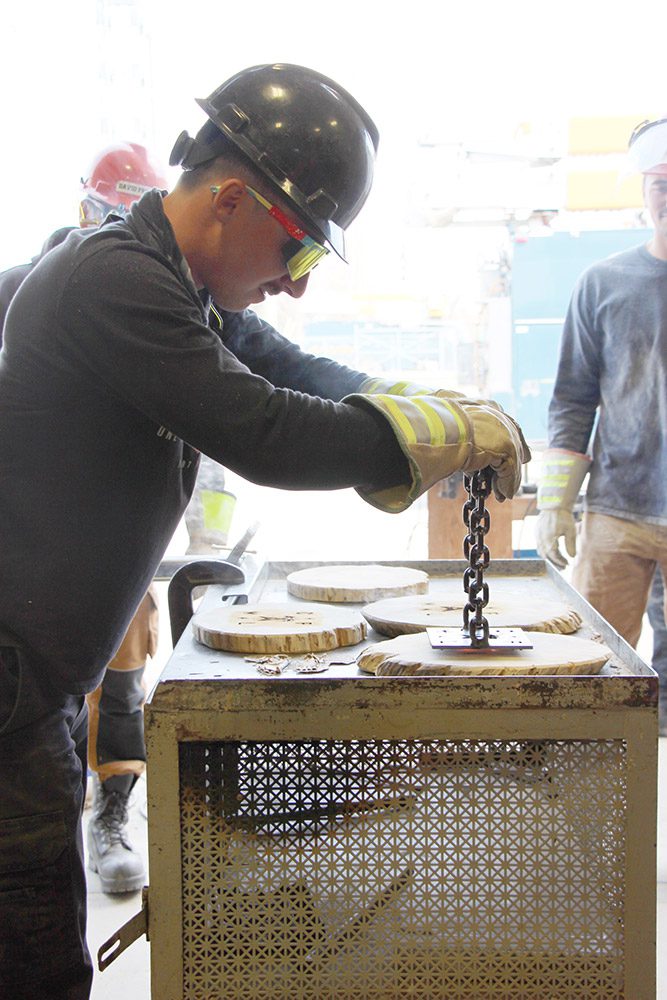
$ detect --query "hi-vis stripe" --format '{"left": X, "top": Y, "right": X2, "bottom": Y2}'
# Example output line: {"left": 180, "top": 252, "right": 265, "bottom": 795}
{"left": 374, "top": 394, "right": 466, "bottom": 446}
{"left": 542, "top": 456, "right": 577, "bottom": 485}
{"left": 360, "top": 377, "right": 432, "bottom": 397}
{"left": 538, "top": 450, "right": 590, "bottom": 508}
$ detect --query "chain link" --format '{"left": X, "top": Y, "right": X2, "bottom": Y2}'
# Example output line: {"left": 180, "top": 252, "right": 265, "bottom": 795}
{"left": 462, "top": 468, "right": 493, "bottom": 648}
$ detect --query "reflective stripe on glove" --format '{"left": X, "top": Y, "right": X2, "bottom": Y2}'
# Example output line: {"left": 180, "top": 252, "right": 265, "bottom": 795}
{"left": 358, "top": 377, "right": 490, "bottom": 408}
{"left": 536, "top": 448, "right": 591, "bottom": 568}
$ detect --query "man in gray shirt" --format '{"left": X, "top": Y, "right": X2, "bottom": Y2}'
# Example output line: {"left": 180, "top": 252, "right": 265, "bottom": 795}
{"left": 536, "top": 116, "right": 667, "bottom": 733}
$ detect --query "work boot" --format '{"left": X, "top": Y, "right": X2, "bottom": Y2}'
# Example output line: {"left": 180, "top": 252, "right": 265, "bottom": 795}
{"left": 87, "top": 774, "right": 145, "bottom": 893}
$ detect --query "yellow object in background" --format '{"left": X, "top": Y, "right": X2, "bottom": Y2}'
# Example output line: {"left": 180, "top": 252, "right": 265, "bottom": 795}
{"left": 564, "top": 115, "right": 657, "bottom": 211}
{"left": 565, "top": 169, "right": 644, "bottom": 211}
{"left": 201, "top": 489, "right": 236, "bottom": 540}
{"left": 567, "top": 116, "right": 653, "bottom": 155}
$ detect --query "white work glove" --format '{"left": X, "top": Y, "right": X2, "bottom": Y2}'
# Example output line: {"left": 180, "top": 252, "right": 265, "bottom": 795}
{"left": 536, "top": 448, "right": 591, "bottom": 569}
{"left": 343, "top": 392, "right": 530, "bottom": 513}
{"left": 536, "top": 509, "right": 578, "bottom": 570}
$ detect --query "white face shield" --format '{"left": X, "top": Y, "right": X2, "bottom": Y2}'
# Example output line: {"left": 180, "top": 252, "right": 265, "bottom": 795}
{"left": 627, "top": 118, "right": 667, "bottom": 175}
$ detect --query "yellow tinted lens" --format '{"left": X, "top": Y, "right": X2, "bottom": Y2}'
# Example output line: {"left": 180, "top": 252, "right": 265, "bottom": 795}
{"left": 286, "top": 242, "right": 328, "bottom": 281}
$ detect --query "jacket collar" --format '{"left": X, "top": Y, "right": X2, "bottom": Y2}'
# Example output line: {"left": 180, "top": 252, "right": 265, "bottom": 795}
{"left": 117, "top": 189, "right": 209, "bottom": 320}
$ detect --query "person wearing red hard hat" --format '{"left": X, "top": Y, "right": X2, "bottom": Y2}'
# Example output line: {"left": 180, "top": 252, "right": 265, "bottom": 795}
{"left": 0, "top": 65, "right": 528, "bottom": 998}
{"left": 79, "top": 141, "right": 167, "bottom": 226}
{"left": 0, "top": 141, "right": 167, "bottom": 317}
{"left": 536, "top": 115, "right": 667, "bottom": 739}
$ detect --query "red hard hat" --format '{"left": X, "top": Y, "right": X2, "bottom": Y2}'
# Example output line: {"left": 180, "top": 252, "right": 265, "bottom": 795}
{"left": 80, "top": 142, "right": 167, "bottom": 227}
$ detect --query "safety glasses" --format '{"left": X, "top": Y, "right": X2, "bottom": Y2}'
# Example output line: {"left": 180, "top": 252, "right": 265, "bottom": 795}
{"left": 244, "top": 185, "right": 329, "bottom": 281}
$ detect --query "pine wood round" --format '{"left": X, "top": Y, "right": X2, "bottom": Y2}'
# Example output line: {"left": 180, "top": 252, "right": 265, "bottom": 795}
{"left": 286, "top": 564, "right": 429, "bottom": 603}
{"left": 192, "top": 603, "right": 367, "bottom": 654}
{"left": 362, "top": 577, "right": 582, "bottom": 638}
{"left": 357, "top": 631, "right": 611, "bottom": 677}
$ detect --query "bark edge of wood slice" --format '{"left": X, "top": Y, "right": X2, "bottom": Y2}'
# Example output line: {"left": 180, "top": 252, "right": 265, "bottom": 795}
{"left": 362, "top": 591, "right": 582, "bottom": 638}
{"left": 357, "top": 630, "right": 611, "bottom": 677}
{"left": 286, "top": 564, "right": 429, "bottom": 603}
{"left": 192, "top": 602, "right": 367, "bottom": 654}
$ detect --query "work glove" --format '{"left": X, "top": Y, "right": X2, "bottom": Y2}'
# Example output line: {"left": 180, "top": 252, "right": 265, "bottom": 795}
{"left": 343, "top": 392, "right": 531, "bottom": 513}
{"left": 536, "top": 448, "right": 591, "bottom": 569}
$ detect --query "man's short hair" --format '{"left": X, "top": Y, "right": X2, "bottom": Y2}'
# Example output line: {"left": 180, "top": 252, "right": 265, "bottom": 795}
{"left": 176, "top": 131, "right": 266, "bottom": 193}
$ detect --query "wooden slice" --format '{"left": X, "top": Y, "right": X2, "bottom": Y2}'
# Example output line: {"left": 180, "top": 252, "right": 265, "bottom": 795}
{"left": 357, "top": 630, "right": 610, "bottom": 677}
{"left": 286, "top": 564, "right": 429, "bottom": 603}
{"left": 192, "top": 603, "right": 367, "bottom": 654}
{"left": 362, "top": 577, "right": 582, "bottom": 638}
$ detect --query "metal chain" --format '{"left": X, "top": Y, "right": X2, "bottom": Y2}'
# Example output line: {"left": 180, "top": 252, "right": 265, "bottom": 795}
{"left": 462, "top": 468, "right": 492, "bottom": 648}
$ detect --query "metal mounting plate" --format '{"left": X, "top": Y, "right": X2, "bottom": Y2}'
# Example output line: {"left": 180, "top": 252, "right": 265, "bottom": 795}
{"left": 426, "top": 626, "right": 534, "bottom": 653}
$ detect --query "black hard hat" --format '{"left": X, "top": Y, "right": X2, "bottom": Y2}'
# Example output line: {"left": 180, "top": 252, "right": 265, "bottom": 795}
{"left": 169, "top": 63, "right": 379, "bottom": 260}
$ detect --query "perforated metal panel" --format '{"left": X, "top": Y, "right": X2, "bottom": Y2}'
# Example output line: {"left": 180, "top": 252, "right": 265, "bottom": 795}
{"left": 178, "top": 738, "right": 626, "bottom": 999}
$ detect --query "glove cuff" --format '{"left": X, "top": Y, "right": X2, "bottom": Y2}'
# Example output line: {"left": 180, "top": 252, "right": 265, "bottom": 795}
{"left": 343, "top": 392, "right": 472, "bottom": 512}
{"left": 537, "top": 448, "right": 591, "bottom": 511}
{"left": 357, "top": 376, "right": 498, "bottom": 411}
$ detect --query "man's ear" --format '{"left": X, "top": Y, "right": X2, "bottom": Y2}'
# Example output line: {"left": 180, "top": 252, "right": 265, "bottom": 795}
{"left": 210, "top": 178, "right": 246, "bottom": 221}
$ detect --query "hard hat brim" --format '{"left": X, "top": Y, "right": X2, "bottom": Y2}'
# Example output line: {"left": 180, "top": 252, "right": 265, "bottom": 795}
{"left": 627, "top": 118, "right": 667, "bottom": 175}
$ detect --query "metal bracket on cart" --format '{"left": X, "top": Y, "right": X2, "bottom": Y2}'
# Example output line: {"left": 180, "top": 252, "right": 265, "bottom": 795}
{"left": 166, "top": 521, "right": 259, "bottom": 644}
{"left": 97, "top": 886, "right": 149, "bottom": 971}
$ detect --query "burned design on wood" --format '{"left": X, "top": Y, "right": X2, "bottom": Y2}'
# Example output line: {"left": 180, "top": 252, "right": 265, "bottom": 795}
{"left": 192, "top": 602, "right": 367, "bottom": 653}
{"left": 236, "top": 611, "right": 319, "bottom": 626}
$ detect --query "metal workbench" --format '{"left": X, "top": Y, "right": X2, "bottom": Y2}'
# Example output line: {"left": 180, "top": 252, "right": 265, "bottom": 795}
{"left": 142, "top": 558, "right": 658, "bottom": 999}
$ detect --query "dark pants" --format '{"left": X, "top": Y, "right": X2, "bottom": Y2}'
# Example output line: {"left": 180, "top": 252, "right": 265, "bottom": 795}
{"left": 0, "top": 647, "right": 93, "bottom": 1000}
{"left": 647, "top": 568, "right": 667, "bottom": 691}
{"left": 88, "top": 664, "right": 146, "bottom": 780}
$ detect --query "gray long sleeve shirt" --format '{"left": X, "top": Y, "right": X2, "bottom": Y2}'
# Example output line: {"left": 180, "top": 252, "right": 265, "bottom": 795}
{"left": 548, "top": 243, "right": 667, "bottom": 525}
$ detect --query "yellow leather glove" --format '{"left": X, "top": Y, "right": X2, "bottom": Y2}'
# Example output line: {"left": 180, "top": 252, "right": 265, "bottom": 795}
{"left": 344, "top": 392, "right": 531, "bottom": 513}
